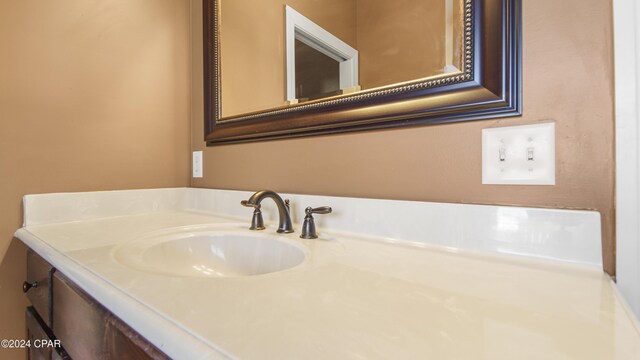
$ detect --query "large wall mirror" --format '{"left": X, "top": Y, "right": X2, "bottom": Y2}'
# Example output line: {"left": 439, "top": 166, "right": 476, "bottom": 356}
{"left": 204, "top": 0, "right": 521, "bottom": 145}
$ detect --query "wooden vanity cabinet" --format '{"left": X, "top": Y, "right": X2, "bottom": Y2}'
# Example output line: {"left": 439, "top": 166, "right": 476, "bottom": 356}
{"left": 24, "top": 249, "right": 169, "bottom": 360}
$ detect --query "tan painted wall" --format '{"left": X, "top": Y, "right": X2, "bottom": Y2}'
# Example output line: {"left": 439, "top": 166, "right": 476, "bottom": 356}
{"left": 221, "top": 0, "right": 357, "bottom": 117}
{"left": 357, "top": 0, "right": 446, "bottom": 89}
{"left": 0, "top": 1, "right": 191, "bottom": 359}
{"left": 193, "top": 0, "right": 616, "bottom": 275}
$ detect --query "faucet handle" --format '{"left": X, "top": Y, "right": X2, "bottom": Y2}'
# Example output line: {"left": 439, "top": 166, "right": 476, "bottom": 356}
{"left": 241, "top": 200, "right": 258, "bottom": 208}
{"left": 300, "top": 206, "right": 332, "bottom": 239}
{"left": 306, "top": 206, "right": 332, "bottom": 215}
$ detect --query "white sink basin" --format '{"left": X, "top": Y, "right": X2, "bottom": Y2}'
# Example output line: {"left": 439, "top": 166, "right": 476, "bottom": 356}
{"left": 113, "top": 227, "right": 307, "bottom": 277}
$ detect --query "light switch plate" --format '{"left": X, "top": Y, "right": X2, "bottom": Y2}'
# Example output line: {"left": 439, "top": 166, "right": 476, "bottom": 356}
{"left": 482, "top": 123, "right": 555, "bottom": 185}
{"left": 192, "top": 151, "right": 203, "bottom": 178}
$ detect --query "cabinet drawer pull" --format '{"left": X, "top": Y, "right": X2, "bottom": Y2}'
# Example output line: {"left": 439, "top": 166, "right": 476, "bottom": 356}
{"left": 23, "top": 281, "right": 38, "bottom": 293}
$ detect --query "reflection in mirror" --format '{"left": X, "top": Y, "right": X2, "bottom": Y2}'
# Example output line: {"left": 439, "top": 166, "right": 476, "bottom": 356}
{"left": 287, "top": 5, "right": 359, "bottom": 103}
{"left": 220, "top": 0, "right": 465, "bottom": 118}
{"left": 295, "top": 40, "right": 341, "bottom": 101}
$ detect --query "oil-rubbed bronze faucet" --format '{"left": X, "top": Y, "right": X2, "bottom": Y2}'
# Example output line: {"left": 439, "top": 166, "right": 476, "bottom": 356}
{"left": 241, "top": 190, "right": 294, "bottom": 233}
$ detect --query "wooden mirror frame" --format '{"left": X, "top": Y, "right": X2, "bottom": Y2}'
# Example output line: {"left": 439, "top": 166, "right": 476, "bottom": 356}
{"left": 203, "top": 0, "right": 521, "bottom": 145}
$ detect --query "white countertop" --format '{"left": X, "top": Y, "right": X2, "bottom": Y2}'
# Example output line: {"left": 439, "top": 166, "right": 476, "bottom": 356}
{"left": 16, "top": 209, "right": 640, "bottom": 360}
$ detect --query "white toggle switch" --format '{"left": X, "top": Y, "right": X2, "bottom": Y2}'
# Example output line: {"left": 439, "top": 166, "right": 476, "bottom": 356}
{"left": 527, "top": 147, "right": 535, "bottom": 161}
{"left": 499, "top": 148, "right": 506, "bottom": 161}
{"left": 482, "top": 123, "right": 555, "bottom": 185}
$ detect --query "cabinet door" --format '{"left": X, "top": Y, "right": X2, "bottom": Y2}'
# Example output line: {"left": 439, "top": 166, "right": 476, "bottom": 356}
{"left": 52, "top": 272, "right": 169, "bottom": 360}
{"left": 25, "top": 307, "right": 52, "bottom": 360}
{"left": 25, "top": 249, "right": 54, "bottom": 326}
{"left": 52, "top": 272, "right": 105, "bottom": 360}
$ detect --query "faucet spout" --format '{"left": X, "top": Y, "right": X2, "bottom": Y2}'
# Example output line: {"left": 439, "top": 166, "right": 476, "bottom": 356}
{"left": 243, "top": 190, "right": 294, "bottom": 233}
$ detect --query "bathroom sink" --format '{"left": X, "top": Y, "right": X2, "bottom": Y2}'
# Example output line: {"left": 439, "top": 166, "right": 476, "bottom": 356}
{"left": 113, "top": 227, "right": 307, "bottom": 277}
